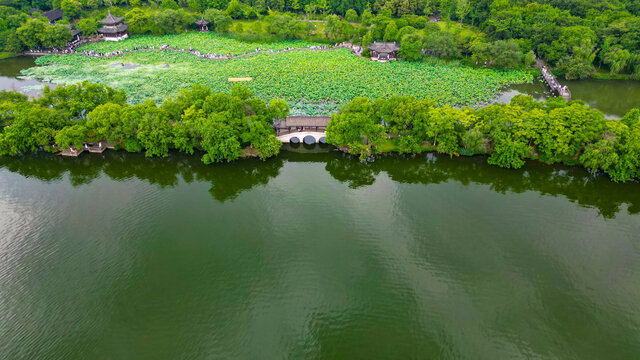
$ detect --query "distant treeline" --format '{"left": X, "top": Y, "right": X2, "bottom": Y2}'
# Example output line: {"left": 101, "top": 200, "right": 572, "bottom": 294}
{"left": 326, "top": 95, "right": 640, "bottom": 182}
{"left": 2, "top": 0, "right": 639, "bottom": 75}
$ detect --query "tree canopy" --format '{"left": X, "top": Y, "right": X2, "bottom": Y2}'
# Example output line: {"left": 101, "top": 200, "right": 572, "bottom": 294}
{"left": 0, "top": 83, "right": 287, "bottom": 163}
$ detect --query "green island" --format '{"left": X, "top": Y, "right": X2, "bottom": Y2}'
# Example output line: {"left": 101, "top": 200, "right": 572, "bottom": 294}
{"left": 1, "top": 0, "right": 639, "bottom": 183}
{"left": 2, "top": 81, "right": 639, "bottom": 182}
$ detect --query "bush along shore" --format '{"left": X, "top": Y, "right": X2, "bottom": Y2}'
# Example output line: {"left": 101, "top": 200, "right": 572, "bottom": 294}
{"left": 326, "top": 96, "right": 640, "bottom": 182}
{"left": 0, "top": 82, "right": 289, "bottom": 163}
{"left": 1, "top": 83, "right": 639, "bottom": 182}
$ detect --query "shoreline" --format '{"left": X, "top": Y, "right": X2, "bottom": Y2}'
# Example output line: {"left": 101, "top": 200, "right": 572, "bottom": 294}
{"left": 42, "top": 142, "right": 627, "bottom": 184}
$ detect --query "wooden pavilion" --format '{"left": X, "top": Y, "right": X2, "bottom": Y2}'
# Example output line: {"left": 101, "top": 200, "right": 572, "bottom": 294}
{"left": 98, "top": 10, "right": 128, "bottom": 41}
{"left": 369, "top": 42, "right": 400, "bottom": 62}
{"left": 195, "top": 18, "right": 209, "bottom": 32}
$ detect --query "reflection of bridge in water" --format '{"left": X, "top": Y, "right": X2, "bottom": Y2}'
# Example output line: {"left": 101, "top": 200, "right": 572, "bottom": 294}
{"left": 274, "top": 115, "right": 331, "bottom": 144}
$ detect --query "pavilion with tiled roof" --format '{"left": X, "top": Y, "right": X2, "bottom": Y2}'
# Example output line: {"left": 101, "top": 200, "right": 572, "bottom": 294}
{"left": 368, "top": 42, "right": 400, "bottom": 62}
{"left": 195, "top": 18, "right": 209, "bottom": 32}
{"left": 97, "top": 10, "right": 128, "bottom": 41}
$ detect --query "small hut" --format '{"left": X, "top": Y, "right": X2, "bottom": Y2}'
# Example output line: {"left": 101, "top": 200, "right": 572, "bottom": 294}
{"left": 369, "top": 42, "right": 400, "bottom": 62}
{"left": 97, "top": 10, "right": 129, "bottom": 41}
{"left": 195, "top": 18, "right": 209, "bottom": 32}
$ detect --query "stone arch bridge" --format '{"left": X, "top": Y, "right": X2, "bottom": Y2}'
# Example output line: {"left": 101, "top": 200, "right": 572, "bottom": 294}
{"left": 274, "top": 116, "right": 331, "bottom": 144}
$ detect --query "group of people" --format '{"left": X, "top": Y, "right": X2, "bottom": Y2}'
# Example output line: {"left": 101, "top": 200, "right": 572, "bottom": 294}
{"left": 26, "top": 46, "right": 76, "bottom": 54}
{"left": 25, "top": 37, "right": 85, "bottom": 55}
{"left": 80, "top": 49, "right": 126, "bottom": 57}
{"left": 541, "top": 66, "right": 570, "bottom": 95}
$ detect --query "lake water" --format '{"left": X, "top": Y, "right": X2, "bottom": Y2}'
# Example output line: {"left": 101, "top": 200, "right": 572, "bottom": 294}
{"left": 1, "top": 149, "right": 639, "bottom": 359}
{"left": 497, "top": 79, "right": 640, "bottom": 119}
{"left": 0, "top": 56, "right": 49, "bottom": 97}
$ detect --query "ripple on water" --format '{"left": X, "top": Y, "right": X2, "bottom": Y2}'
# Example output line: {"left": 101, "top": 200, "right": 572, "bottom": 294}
{"left": 0, "top": 154, "right": 640, "bottom": 359}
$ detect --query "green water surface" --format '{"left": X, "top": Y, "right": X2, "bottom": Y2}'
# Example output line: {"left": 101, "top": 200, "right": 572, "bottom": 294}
{"left": 1, "top": 149, "right": 639, "bottom": 359}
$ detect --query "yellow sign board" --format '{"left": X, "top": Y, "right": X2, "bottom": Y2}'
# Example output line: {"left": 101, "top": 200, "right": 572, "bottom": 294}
{"left": 228, "top": 77, "right": 252, "bottom": 82}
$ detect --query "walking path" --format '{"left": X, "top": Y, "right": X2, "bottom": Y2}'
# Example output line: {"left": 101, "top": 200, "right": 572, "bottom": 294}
{"left": 22, "top": 37, "right": 101, "bottom": 56}
{"left": 27, "top": 41, "right": 363, "bottom": 60}
{"left": 58, "top": 141, "right": 113, "bottom": 157}
{"left": 536, "top": 58, "right": 571, "bottom": 101}
{"left": 300, "top": 19, "right": 363, "bottom": 26}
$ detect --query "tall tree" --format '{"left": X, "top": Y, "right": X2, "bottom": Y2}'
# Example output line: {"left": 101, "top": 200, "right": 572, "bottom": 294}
{"left": 455, "top": 0, "right": 469, "bottom": 26}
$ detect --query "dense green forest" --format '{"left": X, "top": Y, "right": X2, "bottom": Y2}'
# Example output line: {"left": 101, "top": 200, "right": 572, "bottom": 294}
{"left": 1, "top": 0, "right": 639, "bottom": 77}
{"left": 2, "top": 82, "right": 639, "bottom": 182}
{"left": 0, "top": 82, "right": 289, "bottom": 162}
{"left": 326, "top": 94, "right": 640, "bottom": 181}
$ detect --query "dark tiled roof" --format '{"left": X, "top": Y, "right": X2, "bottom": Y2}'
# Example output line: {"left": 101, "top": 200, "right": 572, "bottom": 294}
{"left": 99, "top": 10, "right": 124, "bottom": 25}
{"left": 70, "top": 26, "right": 80, "bottom": 36}
{"left": 276, "top": 116, "right": 331, "bottom": 128}
{"left": 42, "top": 9, "right": 63, "bottom": 22}
{"left": 98, "top": 23, "right": 129, "bottom": 34}
{"left": 369, "top": 42, "right": 400, "bottom": 53}
{"left": 195, "top": 18, "right": 209, "bottom": 26}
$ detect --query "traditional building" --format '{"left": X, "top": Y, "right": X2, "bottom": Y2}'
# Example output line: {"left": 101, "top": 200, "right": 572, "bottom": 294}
{"left": 98, "top": 10, "right": 128, "bottom": 41}
{"left": 69, "top": 25, "right": 80, "bottom": 43}
{"left": 273, "top": 116, "right": 331, "bottom": 134}
{"left": 369, "top": 42, "right": 400, "bottom": 62}
{"left": 195, "top": 18, "right": 209, "bottom": 32}
{"left": 42, "top": 9, "right": 63, "bottom": 24}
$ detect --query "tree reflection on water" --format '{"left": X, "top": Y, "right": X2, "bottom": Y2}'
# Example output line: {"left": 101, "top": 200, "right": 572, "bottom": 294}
{"left": 1, "top": 147, "right": 639, "bottom": 218}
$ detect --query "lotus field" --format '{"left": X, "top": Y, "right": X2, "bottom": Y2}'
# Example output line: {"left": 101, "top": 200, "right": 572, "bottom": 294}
{"left": 25, "top": 38, "right": 533, "bottom": 114}
{"left": 77, "top": 33, "right": 325, "bottom": 56}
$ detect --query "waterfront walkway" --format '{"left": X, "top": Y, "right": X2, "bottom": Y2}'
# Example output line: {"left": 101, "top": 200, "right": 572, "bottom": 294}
{"left": 536, "top": 58, "right": 571, "bottom": 101}
{"left": 58, "top": 142, "right": 113, "bottom": 157}
{"left": 58, "top": 148, "right": 85, "bottom": 157}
